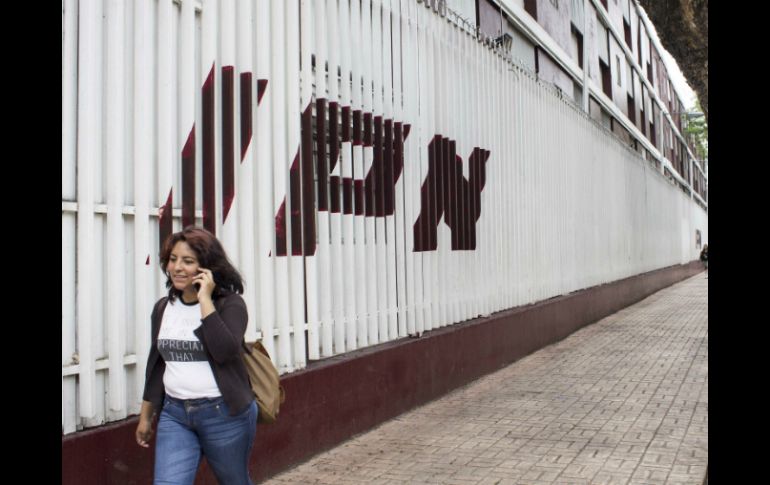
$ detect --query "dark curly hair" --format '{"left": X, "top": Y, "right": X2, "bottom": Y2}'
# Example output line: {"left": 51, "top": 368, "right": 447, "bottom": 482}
{"left": 160, "top": 226, "right": 244, "bottom": 302}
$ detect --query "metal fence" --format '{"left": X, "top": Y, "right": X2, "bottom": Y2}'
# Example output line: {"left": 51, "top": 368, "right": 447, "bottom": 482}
{"left": 61, "top": 0, "right": 708, "bottom": 434}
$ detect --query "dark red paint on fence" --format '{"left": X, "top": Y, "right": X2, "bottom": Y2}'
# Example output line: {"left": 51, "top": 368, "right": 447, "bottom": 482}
{"left": 354, "top": 180, "right": 365, "bottom": 216}
{"left": 372, "top": 116, "right": 384, "bottom": 217}
{"left": 159, "top": 190, "right": 173, "bottom": 253}
{"left": 290, "top": 151, "right": 303, "bottom": 256}
{"left": 414, "top": 135, "right": 490, "bottom": 251}
{"left": 341, "top": 106, "right": 351, "bottom": 143}
{"left": 384, "top": 119, "right": 395, "bottom": 216}
{"left": 275, "top": 198, "right": 287, "bottom": 257}
{"left": 353, "top": 110, "right": 362, "bottom": 146}
{"left": 301, "top": 103, "right": 317, "bottom": 254}
{"left": 329, "top": 103, "right": 340, "bottom": 174}
{"left": 274, "top": 152, "right": 303, "bottom": 257}
{"left": 240, "top": 72, "right": 252, "bottom": 161}
{"left": 316, "top": 99, "right": 329, "bottom": 211}
{"left": 257, "top": 79, "right": 268, "bottom": 104}
{"left": 363, "top": 113, "right": 373, "bottom": 146}
{"left": 342, "top": 178, "right": 354, "bottom": 215}
{"left": 172, "top": 69, "right": 268, "bottom": 231}
{"left": 181, "top": 129, "right": 196, "bottom": 228}
{"left": 330, "top": 176, "right": 341, "bottom": 214}
{"left": 222, "top": 67, "right": 235, "bottom": 222}
{"left": 202, "top": 65, "right": 216, "bottom": 233}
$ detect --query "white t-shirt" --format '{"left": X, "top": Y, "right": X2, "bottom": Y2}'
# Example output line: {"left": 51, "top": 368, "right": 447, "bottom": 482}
{"left": 158, "top": 299, "right": 221, "bottom": 399}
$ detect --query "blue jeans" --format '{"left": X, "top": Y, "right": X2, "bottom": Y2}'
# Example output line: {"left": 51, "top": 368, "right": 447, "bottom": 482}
{"left": 154, "top": 395, "right": 258, "bottom": 485}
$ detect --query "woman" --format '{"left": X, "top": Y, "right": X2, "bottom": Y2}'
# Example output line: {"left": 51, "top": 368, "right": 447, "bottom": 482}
{"left": 136, "top": 226, "right": 257, "bottom": 485}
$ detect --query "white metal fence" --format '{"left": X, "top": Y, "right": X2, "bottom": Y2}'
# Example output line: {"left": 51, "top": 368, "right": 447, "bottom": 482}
{"left": 61, "top": 0, "right": 708, "bottom": 434}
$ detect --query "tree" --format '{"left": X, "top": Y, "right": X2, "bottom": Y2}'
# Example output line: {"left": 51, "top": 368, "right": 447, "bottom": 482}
{"left": 637, "top": 0, "right": 708, "bottom": 123}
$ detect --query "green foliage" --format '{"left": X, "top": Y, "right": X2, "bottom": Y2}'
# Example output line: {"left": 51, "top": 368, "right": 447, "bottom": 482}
{"left": 684, "top": 99, "right": 708, "bottom": 160}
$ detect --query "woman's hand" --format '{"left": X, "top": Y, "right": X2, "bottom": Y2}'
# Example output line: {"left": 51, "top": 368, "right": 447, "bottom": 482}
{"left": 135, "top": 418, "right": 154, "bottom": 448}
{"left": 194, "top": 268, "right": 217, "bottom": 319}
{"left": 193, "top": 267, "right": 216, "bottom": 300}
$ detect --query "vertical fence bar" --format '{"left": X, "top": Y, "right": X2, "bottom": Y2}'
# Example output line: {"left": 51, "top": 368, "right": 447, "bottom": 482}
{"left": 106, "top": 0, "right": 127, "bottom": 421}
{"left": 392, "top": 0, "right": 408, "bottom": 338}
{"left": 300, "top": 0, "right": 319, "bottom": 361}
{"left": 271, "top": 0, "right": 292, "bottom": 371}
{"left": 446, "top": 18, "right": 456, "bottom": 323}
{"left": 328, "top": 0, "right": 344, "bottom": 345}
{"left": 351, "top": 0, "right": 369, "bottom": 349}
{"left": 453, "top": 19, "right": 462, "bottom": 320}
{"left": 327, "top": 0, "right": 343, "bottom": 356}
{"left": 437, "top": 0, "right": 447, "bottom": 326}
{"left": 286, "top": 0, "right": 307, "bottom": 371}
{"left": 406, "top": 2, "right": 428, "bottom": 335}
{"left": 132, "top": 0, "right": 154, "bottom": 417}
{"left": 314, "top": 0, "right": 331, "bottom": 359}
{"left": 475, "top": 30, "right": 486, "bottom": 316}
{"left": 255, "top": 0, "right": 277, "bottom": 357}
{"left": 220, "top": 0, "right": 238, "bottom": 252}
{"left": 469, "top": 24, "right": 480, "bottom": 319}
{"left": 491, "top": 47, "right": 501, "bottom": 313}
{"left": 62, "top": 0, "right": 79, "bottom": 433}
{"left": 500, "top": 50, "right": 509, "bottom": 310}
{"left": 199, "top": 0, "right": 215, "bottom": 236}
{"left": 437, "top": 13, "right": 448, "bottom": 327}
{"left": 383, "top": 0, "right": 398, "bottom": 341}
{"left": 486, "top": 31, "right": 497, "bottom": 315}
{"left": 76, "top": 0, "right": 100, "bottom": 428}
{"left": 235, "top": 0, "right": 259, "bottom": 342}
{"left": 339, "top": 0, "right": 358, "bottom": 351}
{"left": 459, "top": 23, "right": 470, "bottom": 322}
{"left": 372, "top": 0, "right": 388, "bottom": 343}
{"left": 503, "top": 51, "right": 516, "bottom": 308}
{"left": 419, "top": 4, "right": 438, "bottom": 331}
{"left": 402, "top": 0, "right": 418, "bottom": 336}
{"left": 328, "top": 0, "right": 346, "bottom": 355}
{"left": 362, "top": 0, "right": 379, "bottom": 346}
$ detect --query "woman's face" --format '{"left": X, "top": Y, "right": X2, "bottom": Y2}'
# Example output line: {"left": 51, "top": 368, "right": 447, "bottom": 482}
{"left": 167, "top": 241, "right": 201, "bottom": 292}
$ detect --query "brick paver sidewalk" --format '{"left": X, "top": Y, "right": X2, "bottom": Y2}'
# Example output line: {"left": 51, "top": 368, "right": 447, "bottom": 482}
{"left": 264, "top": 274, "right": 708, "bottom": 485}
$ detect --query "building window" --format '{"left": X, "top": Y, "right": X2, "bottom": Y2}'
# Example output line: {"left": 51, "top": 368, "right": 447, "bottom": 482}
{"left": 650, "top": 121, "right": 656, "bottom": 147}
{"left": 600, "top": 59, "right": 612, "bottom": 98}
{"left": 623, "top": 19, "right": 632, "bottom": 49}
{"left": 571, "top": 24, "right": 584, "bottom": 69}
{"left": 628, "top": 65, "right": 634, "bottom": 96}
{"left": 616, "top": 56, "right": 622, "bottom": 86}
{"left": 524, "top": 0, "right": 537, "bottom": 19}
{"left": 627, "top": 95, "right": 636, "bottom": 125}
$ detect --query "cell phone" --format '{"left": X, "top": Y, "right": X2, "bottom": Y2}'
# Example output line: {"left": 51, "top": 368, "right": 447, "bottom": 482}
{"left": 193, "top": 270, "right": 203, "bottom": 291}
